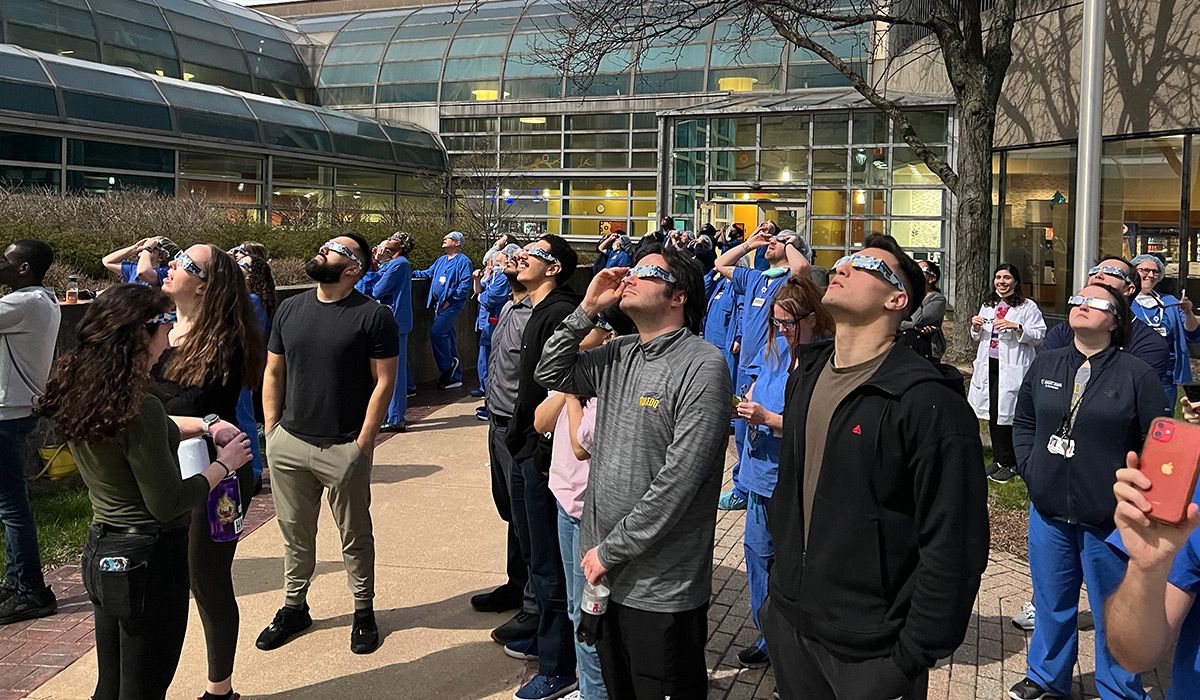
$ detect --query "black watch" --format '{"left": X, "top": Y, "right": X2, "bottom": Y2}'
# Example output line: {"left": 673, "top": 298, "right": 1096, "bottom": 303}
{"left": 201, "top": 413, "right": 220, "bottom": 437}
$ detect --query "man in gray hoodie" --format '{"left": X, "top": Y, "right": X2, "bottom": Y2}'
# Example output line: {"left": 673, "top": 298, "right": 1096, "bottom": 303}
{"left": 536, "top": 244, "right": 731, "bottom": 698}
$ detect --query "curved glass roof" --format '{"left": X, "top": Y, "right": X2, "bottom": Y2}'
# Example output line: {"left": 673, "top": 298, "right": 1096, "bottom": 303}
{"left": 0, "top": 0, "right": 316, "bottom": 103}
{"left": 0, "top": 44, "right": 446, "bottom": 171}
{"left": 299, "top": 0, "right": 866, "bottom": 106}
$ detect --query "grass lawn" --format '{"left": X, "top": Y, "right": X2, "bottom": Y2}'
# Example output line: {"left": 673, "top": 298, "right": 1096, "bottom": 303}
{"left": 0, "top": 476, "right": 91, "bottom": 572}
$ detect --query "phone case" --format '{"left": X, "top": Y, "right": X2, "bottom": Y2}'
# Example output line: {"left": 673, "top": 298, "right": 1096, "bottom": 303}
{"left": 1140, "top": 418, "right": 1200, "bottom": 524}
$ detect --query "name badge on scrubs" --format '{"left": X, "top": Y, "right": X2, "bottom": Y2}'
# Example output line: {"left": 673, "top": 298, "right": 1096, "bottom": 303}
{"left": 1047, "top": 434, "right": 1075, "bottom": 458}
{"left": 752, "top": 297, "right": 766, "bottom": 307}
{"left": 714, "top": 292, "right": 723, "bottom": 300}
{"left": 439, "top": 275, "right": 446, "bottom": 284}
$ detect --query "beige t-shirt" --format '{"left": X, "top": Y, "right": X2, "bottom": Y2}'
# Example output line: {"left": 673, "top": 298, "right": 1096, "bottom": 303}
{"left": 803, "top": 349, "right": 890, "bottom": 544}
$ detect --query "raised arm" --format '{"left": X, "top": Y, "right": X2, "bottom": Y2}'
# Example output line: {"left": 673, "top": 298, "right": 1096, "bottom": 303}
{"left": 535, "top": 268, "right": 626, "bottom": 397}
{"left": 102, "top": 240, "right": 145, "bottom": 276}
{"left": 534, "top": 391, "right": 568, "bottom": 435}
{"left": 782, "top": 236, "right": 811, "bottom": 277}
{"left": 714, "top": 232, "right": 764, "bottom": 280}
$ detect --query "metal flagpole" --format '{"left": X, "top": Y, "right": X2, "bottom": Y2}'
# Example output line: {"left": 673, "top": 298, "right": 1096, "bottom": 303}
{"left": 1072, "top": 0, "right": 1106, "bottom": 291}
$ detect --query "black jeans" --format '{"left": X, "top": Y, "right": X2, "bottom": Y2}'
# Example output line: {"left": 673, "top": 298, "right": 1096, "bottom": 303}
{"left": 988, "top": 357, "right": 1016, "bottom": 467}
{"left": 84, "top": 524, "right": 190, "bottom": 700}
{"left": 189, "top": 463, "right": 254, "bottom": 683}
{"left": 0, "top": 416, "right": 45, "bottom": 592}
{"left": 488, "top": 415, "right": 534, "bottom": 613}
{"left": 595, "top": 601, "right": 709, "bottom": 699}
{"left": 512, "top": 455, "right": 575, "bottom": 677}
{"left": 761, "top": 597, "right": 928, "bottom": 700}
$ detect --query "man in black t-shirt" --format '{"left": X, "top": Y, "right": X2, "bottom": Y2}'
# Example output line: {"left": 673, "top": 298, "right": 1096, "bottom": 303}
{"left": 256, "top": 233, "right": 399, "bottom": 656}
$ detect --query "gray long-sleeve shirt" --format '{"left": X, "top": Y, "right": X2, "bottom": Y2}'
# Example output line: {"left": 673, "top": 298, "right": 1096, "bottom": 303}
{"left": 486, "top": 295, "right": 531, "bottom": 418}
{"left": 535, "top": 307, "right": 732, "bottom": 612}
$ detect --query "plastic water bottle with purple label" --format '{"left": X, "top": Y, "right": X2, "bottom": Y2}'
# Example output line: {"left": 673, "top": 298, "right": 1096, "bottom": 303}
{"left": 207, "top": 473, "right": 243, "bottom": 542}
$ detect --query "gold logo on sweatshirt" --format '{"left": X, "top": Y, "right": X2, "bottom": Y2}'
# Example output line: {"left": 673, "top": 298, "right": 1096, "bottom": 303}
{"left": 638, "top": 394, "right": 661, "bottom": 409}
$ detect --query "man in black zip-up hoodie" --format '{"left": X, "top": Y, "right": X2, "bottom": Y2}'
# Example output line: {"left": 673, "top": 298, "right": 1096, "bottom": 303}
{"left": 766, "top": 235, "right": 989, "bottom": 699}
{"left": 503, "top": 235, "right": 583, "bottom": 700}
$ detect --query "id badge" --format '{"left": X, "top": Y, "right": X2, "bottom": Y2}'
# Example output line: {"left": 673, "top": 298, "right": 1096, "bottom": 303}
{"left": 751, "top": 297, "right": 766, "bottom": 307}
{"left": 714, "top": 292, "right": 722, "bottom": 300}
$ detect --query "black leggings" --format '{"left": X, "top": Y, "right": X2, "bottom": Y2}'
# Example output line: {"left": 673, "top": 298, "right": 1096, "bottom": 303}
{"left": 989, "top": 357, "right": 1017, "bottom": 467}
{"left": 189, "top": 464, "right": 254, "bottom": 683}
{"left": 85, "top": 525, "right": 190, "bottom": 700}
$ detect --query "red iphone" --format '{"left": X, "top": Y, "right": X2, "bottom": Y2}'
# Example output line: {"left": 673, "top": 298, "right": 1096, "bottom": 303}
{"left": 1139, "top": 418, "right": 1200, "bottom": 524}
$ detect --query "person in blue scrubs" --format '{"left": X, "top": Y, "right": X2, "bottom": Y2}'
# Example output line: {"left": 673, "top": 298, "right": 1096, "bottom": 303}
{"left": 712, "top": 227, "right": 811, "bottom": 510}
{"left": 358, "top": 233, "right": 415, "bottom": 431}
{"left": 593, "top": 234, "right": 633, "bottom": 274}
{"left": 237, "top": 255, "right": 277, "bottom": 489}
{"left": 732, "top": 276, "right": 833, "bottom": 670}
{"left": 413, "top": 231, "right": 473, "bottom": 389}
{"left": 1130, "top": 254, "right": 1200, "bottom": 404}
{"left": 472, "top": 243, "right": 520, "bottom": 400}
{"left": 703, "top": 268, "right": 741, "bottom": 385}
{"left": 102, "top": 236, "right": 177, "bottom": 287}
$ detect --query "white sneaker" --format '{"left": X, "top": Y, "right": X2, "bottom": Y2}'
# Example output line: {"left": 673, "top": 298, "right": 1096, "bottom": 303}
{"left": 561, "top": 692, "right": 582, "bottom": 700}
{"left": 1012, "top": 602, "right": 1035, "bottom": 631}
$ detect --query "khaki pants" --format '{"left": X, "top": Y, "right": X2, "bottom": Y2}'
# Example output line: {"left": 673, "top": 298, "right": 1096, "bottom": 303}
{"left": 265, "top": 424, "right": 374, "bottom": 608}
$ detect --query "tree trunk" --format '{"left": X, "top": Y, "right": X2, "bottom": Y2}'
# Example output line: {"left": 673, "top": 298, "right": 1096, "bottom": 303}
{"left": 944, "top": 82, "right": 998, "bottom": 365}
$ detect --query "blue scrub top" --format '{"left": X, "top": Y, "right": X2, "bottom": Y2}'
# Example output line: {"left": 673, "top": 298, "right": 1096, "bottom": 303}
{"left": 476, "top": 271, "right": 511, "bottom": 332}
{"left": 1132, "top": 293, "right": 1200, "bottom": 385}
{"left": 703, "top": 272, "right": 737, "bottom": 352}
{"left": 606, "top": 249, "right": 632, "bottom": 269}
{"left": 738, "top": 338, "right": 791, "bottom": 498}
{"left": 358, "top": 256, "right": 414, "bottom": 334}
{"left": 1166, "top": 532, "right": 1200, "bottom": 700}
{"left": 732, "top": 267, "right": 790, "bottom": 376}
{"left": 413, "top": 253, "right": 472, "bottom": 309}
{"left": 121, "top": 261, "right": 168, "bottom": 287}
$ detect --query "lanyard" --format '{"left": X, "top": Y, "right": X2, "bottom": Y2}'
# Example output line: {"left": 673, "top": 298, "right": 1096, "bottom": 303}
{"left": 1055, "top": 355, "right": 1111, "bottom": 439}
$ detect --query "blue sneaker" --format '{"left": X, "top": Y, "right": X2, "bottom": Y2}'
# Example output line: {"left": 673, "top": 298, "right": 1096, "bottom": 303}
{"left": 514, "top": 674, "right": 577, "bottom": 700}
{"left": 718, "top": 490, "right": 748, "bottom": 510}
{"left": 476, "top": 406, "right": 490, "bottom": 421}
{"left": 470, "top": 388, "right": 486, "bottom": 398}
{"left": 503, "top": 636, "right": 538, "bottom": 661}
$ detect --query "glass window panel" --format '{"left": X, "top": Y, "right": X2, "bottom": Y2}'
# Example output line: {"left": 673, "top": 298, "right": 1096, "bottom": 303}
{"left": 897, "top": 109, "right": 948, "bottom": 144}
{"left": 629, "top": 132, "right": 658, "bottom": 150}
{"left": 104, "top": 47, "right": 179, "bottom": 78}
{"left": 337, "top": 169, "right": 394, "bottom": 190}
{"left": 565, "top": 133, "right": 627, "bottom": 150}
{"left": 674, "top": 152, "right": 705, "bottom": 186}
{"left": 0, "top": 166, "right": 60, "bottom": 190}
{"left": 635, "top": 70, "right": 704, "bottom": 95}
{"left": 760, "top": 150, "right": 807, "bottom": 183}
{"left": 851, "top": 219, "right": 887, "bottom": 246}
{"left": 271, "top": 186, "right": 332, "bottom": 208}
{"left": 811, "top": 190, "right": 847, "bottom": 216}
{"left": 384, "top": 39, "right": 448, "bottom": 61}
{"left": 891, "top": 147, "right": 946, "bottom": 185}
{"left": 5, "top": 2, "right": 95, "bottom": 38}
{"left": 501, "top": 116, "right": 561, "bottom": 132}
{"left": 674, "top": 119, "right": 707, "bottom": 149}
{"left": 444, "top": 57, "right": 503, "bottom": 80}
{"left": 4, "top": 25, "right": 99, "bottom": 61}
{"left": 712, "top": 118, "right": 756, "bottom": 148}
{"left": 503, "top": 57, "right": 560, "bottom": 78}
{"left": 177, "top": 110, "right": 259, "bottom": 142}
{"left": 638, "top": 43, "right": 708, "bottom": 70}
{"left": 788, "top": 61, "right": 857, "bottom": 89}
{"left": 236, "top": 33, "right": 296, "bottom": 62}
{"left": 390, "top": 23, "right": 458, "bottom": 41}
{"left": 1101, "top": 136, "right": 1185, "bottom": 262}
{"left": 0, "top": 51, "right": 51, "bottom": 84}
{"left": 563, "top": 152, "right": 628, "bottom": 169}
{"left": 179, "top": 152, "right": 260, "bottom": 179}
{"left": 68, "top": 139, "right": 173, "bottom": 173}
{"left": 813, "top": 112, "right": 849, "bottom": 145}
{"left": 890, "top": 220, "right": 944, "bottom": 248}
{"left": 500, "top": 151, "right": 560, "bottom": 169}
{"left": 319, "top": 86, "right": 375, "bottom": 105}
{"left": 159, "top": 0, "right": 224, "bottom": 22}
{"left": 174, "top": 35, "right": 247, "bottom": 72}
{"left": 377, "top": 83, "right": 439, "bottom": 102}
{"left": 810, "top": 249, "right": 846, "bottom": 269}
{"left": 0, "top": 131, "right": 58, "bottom": 164}
{"left": 274, "top": 160, "right": 333, "bottom": 186}
{"left": 709, "top": 38, "right": 785, "bottom": 66}
{"left": 630, "top": 152, "right": 655, "bottom": 169}
{"left": 564, "top": 180, "right": 628, "bottom": 197}
{"left": 761, "top": 115, "right": 808, "bottom": 147}
{"left": 851, "top": 189, "right": 886, "bottom": 216}
{"left": 851, "top": 147, "right": 889, "bottom": 186}
{"left": 223, "top": 13, "right": 285, "bottom": 41}
{"left": 333, "top": 27, "right": 397, "bottom": 43}
{"left": 340, "top": 11, "right": 412, "bottom": 31}
{"left": 379, "top": 60, "right": 444, "bottom": 83}
{"left": 633, "top": 113, "right": 656, "bottom": 130}
{"left": 504, "top": 77, "right": 562, "bottom": 99}
{"left": 443, "top": 135, "right": 493, "bottom": 151}
{"left": 566, "top": 73, "right": 630, "bottom": 97}
{"left": 94, "top": 15, "right": 174, "bottom": 54}
{"left": 261, "top": 125, "right": 332, "bottom": 152}
{"left": 501, "top": 134, "right": 560, "bottom": 151}
{"left": 812, "top": 149, "right": 848, "bottom": 183}
{"left": 321, "top": 112, "right": 387, "bottom": 139}
{"left": 245, "top": 100, "right": 323, "bottom": 128}
{"left": 441, "top": 80, "right": 503, "bottom": 102}
{"left": 95, "top": 0, "right": 168, "bottom": 28}
{"left": 632, "top": 200, "right": 657, "bottom": 217}
{"left": 329, "top": 134, "right": 387, "bottom": 159}
{"left": 336, "top": 190, "right": 394, "bottom": 210}
{"left": 891, "top": 189, "right": 944, "bottom": 217}
{"left": 671, "top": 188, "right": 698, "bottom": 216}
{"left": 47, "top": 62, "right": 162, "bottom": 101}
{"left": 63, "top": 92, "right": 171, "bottom": 130}
{"left": 181, "top": 179, "right": 259, "bottom": 205}
{"left": 631, "top": 179, "right": 655, "bottom": 195}
{"left": 67, "top": 171, "right": 172, "bottom": 195}
{"left": 449, "top": 34, "right": 510, "bottom": 56}
{"left": 178, "top": 62, "right": 252, "bottom": 91}
{"left": 566, "top": 198, "right": 628, "bottom": 218}
{"left": 162, "top": 11, "right": 235, "bottom": 41}
{"left": 0, "top": 81, "right": 59, "bottom": 116}
{"left": 248, "top": 55, "right": 307, "bottom": 85}
{"left": 569, "top": 114, "right": 630, "bottom": 131}
{"left": 811, "top": 219, "right": 847, "bottom": 247}
{"left": 852, "top": 111, "right": 889, "bottom": 144}
{"left": 324, "top": 44, "right": 386, "bottom": 64}
{"left": 708, "top": 66, "right": 782, "bottom": 92}
{"left": 1000, "top": 144, "right": 1075, "bottom": 313}
{"left": 441, "top": 117, "right": 497, "bottom": 133}
{"left": 709, "top": 150, "right": 756, "bottom": 181}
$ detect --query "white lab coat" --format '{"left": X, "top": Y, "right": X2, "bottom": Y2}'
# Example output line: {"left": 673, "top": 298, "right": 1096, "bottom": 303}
{"left": 967, "top": 299, "right": 1046, "bottom": 424}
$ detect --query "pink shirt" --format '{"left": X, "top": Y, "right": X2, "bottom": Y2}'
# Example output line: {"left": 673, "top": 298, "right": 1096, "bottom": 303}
{"left": 548, "top": 392, "right": 595, "bottom": 519}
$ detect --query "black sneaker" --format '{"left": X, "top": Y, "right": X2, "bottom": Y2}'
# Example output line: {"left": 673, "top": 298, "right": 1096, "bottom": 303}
{"left": 1009, "top": 678, "right": 1061, "bottom": 699}
{"left": 989, "top": 465, "right": 1017, "bottom": 484}
{"left": 985, "top": 462, "right": 1002, "bottom": 478}
{"left": 350, "top": 609, "right": 380, "bottom": 654}
{"left": 256, "top": 604, "right": 312, "bottom": 650}
{"left": 736, "top": 644, "right": 770, "bottom": 668}
{"left": 471, "top": 585, "right": 522, "bottom": 613}
{"left": 379, "top": 421, "right": 406, "bottom": 433}
{"left": 0, "top": 586, "right": 55, "bottom": 625}
{"left": 491, "top": 610, "right": 539, "bottom": 644}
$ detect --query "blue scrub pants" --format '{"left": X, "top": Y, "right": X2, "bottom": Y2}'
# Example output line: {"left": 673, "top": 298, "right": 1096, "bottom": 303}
{"left": 431, "top": 302, "right": 463, "bottom": 382}
{"left": 744, "top": 492, "right": 773, "bottom": 653}
{"left": 730, "top": 366, "right": 754, "bottom": 499}
{"left": 386, "top": 333, "right": 409, "bottom": 425}
{"left": 477, "top": 324, "right": 494, "bottom": 393}
{"left": 1026, "top": 506, "right": 1146, "bottom": 699}
{"left": 235, "top": 389, "right": 263, "bottom": 481}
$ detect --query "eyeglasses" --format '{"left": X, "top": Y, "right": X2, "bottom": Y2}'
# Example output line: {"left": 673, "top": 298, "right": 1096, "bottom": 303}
{"left": 319, "top": 240, "right": 364, "bottom": 269}
{"left": 1136, "top": 266, "right": 1162, "bottom": 276}
{"left": 1067, "top": 295, "right": 1118, "bottom": 314}
{"left": 172, "top": 251, "right": 206, "bottom": 279}
{"left": 228, "top": 245, "right": 246, "bottom": 258}
{"left": 524, "top": 246, "right": 560, "bottom": 266}
{"left": 1087, "top": 264, "right": 1132, "bottom": 284}
{"left": 833, "top": 254, "right": 906, "bottom": 292}
{"left": 625, "top": 265, "right": 677, "bottom": 284}
{"left": 770, "top": 311, "right": 812, "bottom": 329}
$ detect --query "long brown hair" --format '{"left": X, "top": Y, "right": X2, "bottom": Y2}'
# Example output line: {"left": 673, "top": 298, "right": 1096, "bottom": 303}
{"left": 161, "top": 245, "right": 265, "bottom": 389}
{"left": 244, "top": 256, "right": 278, "bottom": 321}
{"left": 36, "top": 285, "right": 172, "bottom": 442}
{"left": 766, "top": 275, "right": 835, "bottom": 366}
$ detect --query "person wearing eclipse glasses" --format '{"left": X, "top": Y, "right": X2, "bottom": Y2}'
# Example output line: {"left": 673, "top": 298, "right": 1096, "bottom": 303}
{"left": 765, "top": 234, "right": 988, "bottom": 699}
{"left": 413, "top": 231, "right": 473, "bottom": 389}
{"left": 712, "top": 225, "right": 811, "bottom": 512}
{"left": 102, "top": 236, "right": 179, "bottom": 287}
{"left": 535, "top": 244, "right": 730, "bottom": 698}
{"left": 256, "top": 233, "right": 399, "bottom": 657}
{"left": 1009, "top": 283, "right": 1168, "bottom": 700}
{"left": 1129, "top": 253, "right": 1200, "bottom": 405}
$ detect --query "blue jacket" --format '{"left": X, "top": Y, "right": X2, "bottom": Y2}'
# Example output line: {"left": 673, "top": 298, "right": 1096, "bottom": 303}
{"left": 739, "top": 338, "right": 791, "bottom": 497}
{"left": 413, "top": 253, "right": 472, "bottom": 310}
{"left": 1131, "top": 292, "right": 1200, "bottom": 385}
{"left": 703, "top": 272, "right": 738, "bottom": 353}
{"left": 358, "top": 256, "right": 414, "bottom": 334}
{"left": 476, "top": 271, "right": 511, "bottom": 334}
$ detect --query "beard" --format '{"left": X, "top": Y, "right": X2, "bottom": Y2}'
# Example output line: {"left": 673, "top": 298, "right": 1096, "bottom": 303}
{"left": 504, "top": 268, "right": 526, "bottom": 293}
{"left": 305, "top": 258, "right": 348, "bottom": 284}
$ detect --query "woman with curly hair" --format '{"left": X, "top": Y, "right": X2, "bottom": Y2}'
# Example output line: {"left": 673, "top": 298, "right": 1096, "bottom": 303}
{"left": 237, "top": 255, "right": 277, "bottom": 489}
{"left": 158, "top": 245, "right": 264, "bottom": 700}
{"left": 229, "top": 241, "right": 269, "bottom": 264}
{"left": 357, "top": 232, "right": 414, "bottom": 431}
{"left": 35, "top": 284, "right": 251, "bottom": 700}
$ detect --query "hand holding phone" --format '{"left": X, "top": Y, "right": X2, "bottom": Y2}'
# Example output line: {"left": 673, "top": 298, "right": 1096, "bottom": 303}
{"left": 1138, "top": 418, "right": 1200, "bottom": 524}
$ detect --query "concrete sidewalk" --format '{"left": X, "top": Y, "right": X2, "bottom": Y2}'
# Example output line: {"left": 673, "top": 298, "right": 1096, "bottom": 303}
{"left": 27, "top": 395, "right": 1176, "bottom": 699}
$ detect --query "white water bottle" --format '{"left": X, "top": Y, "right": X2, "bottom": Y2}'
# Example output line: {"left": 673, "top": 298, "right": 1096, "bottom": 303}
{"left": 576, "top": 579, "right": 609, "bottom": 646}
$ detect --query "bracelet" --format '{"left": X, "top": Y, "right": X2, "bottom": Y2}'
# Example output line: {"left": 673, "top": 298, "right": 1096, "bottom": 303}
{"left": 214, "top": 459, "right": 232, "bottom": 478}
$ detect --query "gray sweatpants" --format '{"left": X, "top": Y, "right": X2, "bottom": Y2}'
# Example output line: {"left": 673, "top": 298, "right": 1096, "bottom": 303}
{"left": 265, "top": 424, "right": 374, "bottom": 609}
